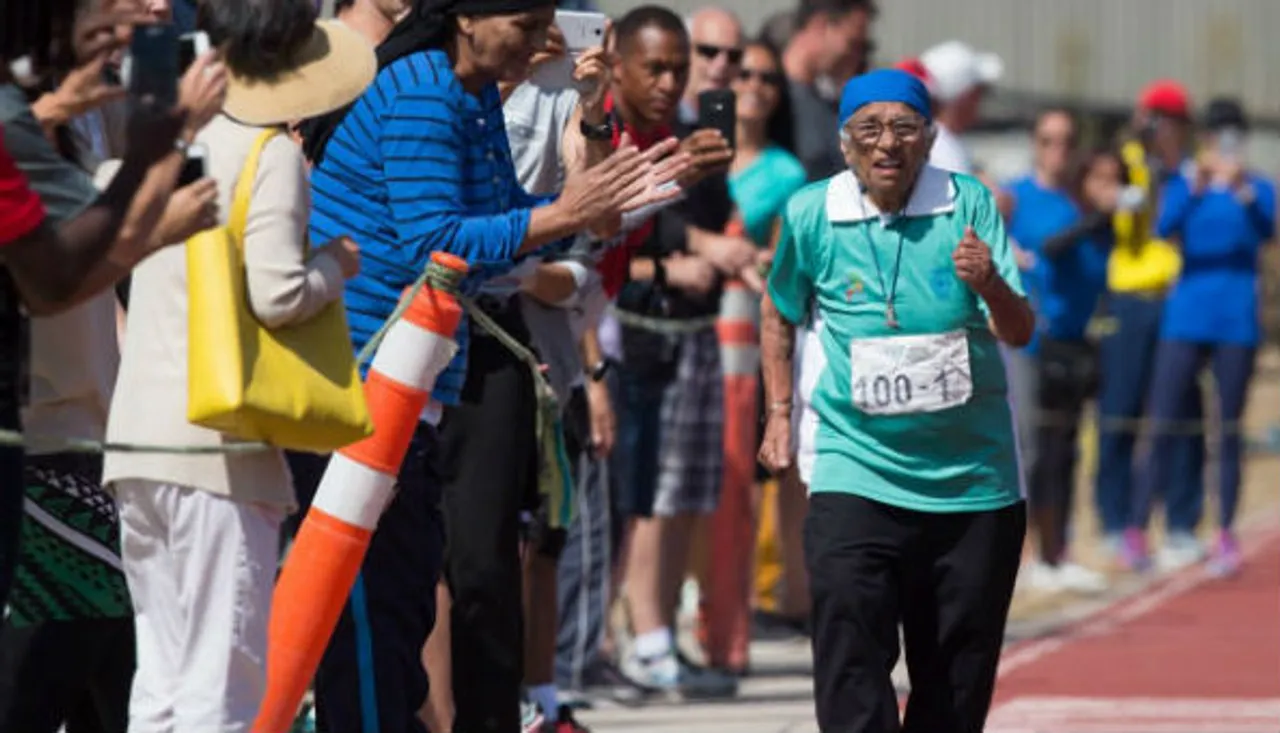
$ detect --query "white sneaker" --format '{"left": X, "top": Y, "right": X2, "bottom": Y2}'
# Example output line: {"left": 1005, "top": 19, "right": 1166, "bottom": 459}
{"left": 1054, "top": 562, "right": 1109, "bottom": 594}
{"left": 620, "top": 649, "right": 737, "bottom": 699}
{"left": 1025, "top": 562, "right": 1063, "bottom": 593}
{"left": 1156, "top": 534, "right": 1206, "bottom": 572}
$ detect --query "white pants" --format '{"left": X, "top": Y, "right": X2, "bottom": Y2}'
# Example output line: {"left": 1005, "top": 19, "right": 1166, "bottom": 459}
{"left": 116, "top": 480, "right": 283, "bottom": 733}
{"left": 791, "top": 315, "right": 825, "bottom": 486}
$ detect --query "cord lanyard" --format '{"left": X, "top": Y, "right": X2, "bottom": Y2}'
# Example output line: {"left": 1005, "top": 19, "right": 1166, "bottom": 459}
{"left": 857, "top": 194, "right": 907, "bottom": 330}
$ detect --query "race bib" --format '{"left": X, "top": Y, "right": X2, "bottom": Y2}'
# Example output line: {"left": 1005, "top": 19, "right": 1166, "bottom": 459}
{"left": 850, "top": 329, "right": 973, "bottom": 415}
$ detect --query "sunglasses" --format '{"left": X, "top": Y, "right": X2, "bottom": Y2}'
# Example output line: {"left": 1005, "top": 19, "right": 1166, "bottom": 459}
{"left": 738, "top": 68, "right": 784, "bottom": 86}
{"left": 695, "top": 43, "right": 744, "bottom": 65}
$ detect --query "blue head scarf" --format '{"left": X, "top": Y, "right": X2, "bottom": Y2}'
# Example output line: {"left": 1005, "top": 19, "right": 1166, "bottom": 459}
{"left": 838, "top": 69, "right": 933, "bottom": 127}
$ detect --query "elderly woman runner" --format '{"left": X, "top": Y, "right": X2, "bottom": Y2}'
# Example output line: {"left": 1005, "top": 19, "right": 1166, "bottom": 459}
{"left": 759, "top": 69, "right": 1035, "bottom": 733}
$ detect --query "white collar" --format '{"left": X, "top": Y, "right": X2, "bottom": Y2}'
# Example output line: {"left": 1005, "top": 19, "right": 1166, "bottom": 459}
{"left": 825, "top": 165, "right": 957, "bottom": 224}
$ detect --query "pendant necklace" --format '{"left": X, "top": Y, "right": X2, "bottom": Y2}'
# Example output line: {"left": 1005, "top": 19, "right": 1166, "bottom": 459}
{"left": 857, "top": 191, "right": 907, "bottom": 330}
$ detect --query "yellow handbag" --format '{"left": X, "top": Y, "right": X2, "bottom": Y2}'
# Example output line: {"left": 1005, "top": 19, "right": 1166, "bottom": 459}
{"left": 186, "top": 128, "right": 373, "bottom": 453}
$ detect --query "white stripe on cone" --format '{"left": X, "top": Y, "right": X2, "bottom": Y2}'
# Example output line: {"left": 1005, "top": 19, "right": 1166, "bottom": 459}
{"left": 310, "top": 455, "right": 398, "bottom": 531}
{"left": 370, "top": 323, "right": 459, "bottom": 392}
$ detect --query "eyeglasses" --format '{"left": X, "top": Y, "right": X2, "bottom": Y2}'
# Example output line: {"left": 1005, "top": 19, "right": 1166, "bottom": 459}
{"left": 1035, "top": 134, "right": 1075, "bottom": 149}
{"left": 845, "top": 117, "right": 927, "bottom": 145}
{"left": 695, "top": 44, "right": 744, "bottom": 65}
{"left": 738, "top": 68, "right": 783, "bottom": 86}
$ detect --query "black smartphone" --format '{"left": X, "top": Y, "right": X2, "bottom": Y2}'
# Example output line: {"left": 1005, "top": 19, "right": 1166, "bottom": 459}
{"left": 698, "top": 89, "right": 736, "bottom": 149}
{"left": 178, "top": 144, "right": 206, "bottom": 187}
{"left": 126, "top": 23, "right": 180, "bottom": 108}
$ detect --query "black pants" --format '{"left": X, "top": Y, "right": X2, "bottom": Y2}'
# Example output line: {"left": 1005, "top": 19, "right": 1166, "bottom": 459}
{"left": 0, "top": 617, "right": 135, "bottom": 732}
{"left": 1030, "top": 338, "right": 1097, "bottom": 564}
{"left": 805, "top": 493, "right": 1025, "bottom": 733}
{"left": 290, "top": 425, "right": 444, "bottom": 733}
{"left": 0, "top": 443, "right": 22, "bottom": 609}
{"left": 437, "top": 308, "right": 539, "bottom": 733}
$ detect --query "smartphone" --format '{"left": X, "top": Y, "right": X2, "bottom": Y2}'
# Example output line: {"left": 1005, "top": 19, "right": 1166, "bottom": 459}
{"left": 179, "top": 143, "right": 207, "bottom": 187}
{"left": 178, "top": 31, "right": 211, "bottom": 74}
{"left": 556, "top": 10, "right": 608, "bottom": 54}
{"left": 123, "top": 23, "right": 180, "bottom": 108}
{"left": 698, "top": 89, "right": 736, "bottom": 149}
{"left": 1217, "top": 127, "right": 1243, "bottom": 161}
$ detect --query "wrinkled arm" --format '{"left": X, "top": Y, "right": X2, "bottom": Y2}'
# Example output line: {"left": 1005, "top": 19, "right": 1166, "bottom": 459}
{"left": 760, "top": 291, "right": 796, "bottom": 410}
{"left": 244, "top": 137, "right": 345, "bottom": 329}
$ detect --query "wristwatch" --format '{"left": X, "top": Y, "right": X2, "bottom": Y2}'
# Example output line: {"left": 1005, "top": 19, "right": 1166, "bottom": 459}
{"left": 586, "top": 360, "right": 611, "bottom": 383}
{"left": 580, "top": 114, "right": 614, "bottom": 142}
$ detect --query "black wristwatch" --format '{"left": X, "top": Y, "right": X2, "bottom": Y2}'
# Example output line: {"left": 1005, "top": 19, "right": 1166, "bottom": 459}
{"left": 653, "top": 258, "right": 668, "bottom": 288}
{"left": 586, "top": 360, "right": 611, "bottom": 383}
{"left": 580, "top": 114, "right": 614, "bottom": 141}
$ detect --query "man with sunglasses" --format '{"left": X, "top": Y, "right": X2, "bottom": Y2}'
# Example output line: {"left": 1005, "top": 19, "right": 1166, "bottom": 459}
{"left": 681, "top": 7, "right": 742, "bottom": 125}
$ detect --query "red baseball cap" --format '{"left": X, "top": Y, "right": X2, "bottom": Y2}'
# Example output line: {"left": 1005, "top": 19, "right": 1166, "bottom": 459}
{"left": 893, "top": 57, "right": 935, "bottom": 96}
{"left": 1137, "top": 79, "right": 1190, "bottom": 119}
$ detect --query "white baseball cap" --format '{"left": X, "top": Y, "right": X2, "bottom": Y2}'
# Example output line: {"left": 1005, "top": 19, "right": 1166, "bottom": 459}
{"left": 919, "top": 40, "right": 1003, "bottom": 102}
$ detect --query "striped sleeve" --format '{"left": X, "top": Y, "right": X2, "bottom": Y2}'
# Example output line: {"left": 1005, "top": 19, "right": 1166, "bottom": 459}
{"left": 380, "top": 82, "right": 532, "bottom": 271}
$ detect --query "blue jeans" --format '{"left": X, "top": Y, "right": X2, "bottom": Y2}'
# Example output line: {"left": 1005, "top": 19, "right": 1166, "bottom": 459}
{"left": 1095, "top": 294, "right": 1204, "bottom": 534}
{"left": 614, "top": 364, "right": 664, "bottom": 519}
{"left": 1142, "top": 341, "right": 1256, "bottom": 531}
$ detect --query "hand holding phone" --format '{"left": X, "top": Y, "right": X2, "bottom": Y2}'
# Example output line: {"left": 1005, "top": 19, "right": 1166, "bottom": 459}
{"left": 697, "top": 89, "right": 736, "bottom": 150}
{"left": 556, "top": 10, "right": 608, "bottom": 54}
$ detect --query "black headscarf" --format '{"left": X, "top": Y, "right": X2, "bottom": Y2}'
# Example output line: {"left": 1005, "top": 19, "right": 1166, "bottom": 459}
{"left": 298, "top": 0, "right": 553, "bottom": 165}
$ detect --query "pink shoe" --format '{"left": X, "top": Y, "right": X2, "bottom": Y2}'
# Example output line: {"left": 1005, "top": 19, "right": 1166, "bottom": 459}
{"left": 1207, "top": 531, "right": 1242, "bottom": 578}
{"left": 1122, "top": 528, "right": 1151, "bottom": 572}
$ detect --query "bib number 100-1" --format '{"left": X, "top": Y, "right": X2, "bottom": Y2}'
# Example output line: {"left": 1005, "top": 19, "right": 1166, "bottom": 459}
{"left": 849, "top": 329, "right": 973, "bottom": 416}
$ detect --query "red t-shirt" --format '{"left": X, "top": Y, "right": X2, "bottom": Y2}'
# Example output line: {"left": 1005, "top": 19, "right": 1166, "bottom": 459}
{"left": 0, "top": 127, "right": 46, "bottom": 247}
{"left": 597, "top": 94, "right": 672, "bottom": 298}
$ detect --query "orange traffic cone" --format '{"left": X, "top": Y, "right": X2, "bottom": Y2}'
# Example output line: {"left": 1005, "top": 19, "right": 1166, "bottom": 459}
{"left": 702, "top": 222, "right": 761, "bottom": 672}
{"left": 253, "top": 252, "right": 468, "bottom": 733}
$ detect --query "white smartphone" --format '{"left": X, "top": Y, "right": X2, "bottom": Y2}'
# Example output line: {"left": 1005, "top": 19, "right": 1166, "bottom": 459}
{"left": 556, "top": 10, "right": 608, "bottom": 54}
{"left": 179, "top": 31, "right": 211, "bottom": 74}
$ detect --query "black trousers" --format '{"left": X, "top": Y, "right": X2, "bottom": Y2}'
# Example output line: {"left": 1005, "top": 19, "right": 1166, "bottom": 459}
{"left": 437, "top": 308, "right": 539, "bottom": 733}
{"left": 805, "top": 493, "right": 1025, "bottom": 733}
{"left": 288, "top": 424, "right": 444, "bottom": 733}
{"left": 1030, "top": 338, "right": 1097, "bottom": 563}
{"left": 0, "top": 617, "right": 136, "bottom": 733}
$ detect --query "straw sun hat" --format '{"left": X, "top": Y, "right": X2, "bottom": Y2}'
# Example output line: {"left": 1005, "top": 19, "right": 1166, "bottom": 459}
{"left": 223, "top": 19, "right": 376, "bottom": 126}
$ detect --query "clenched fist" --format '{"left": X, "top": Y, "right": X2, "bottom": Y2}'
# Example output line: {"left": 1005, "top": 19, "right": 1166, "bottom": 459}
{"left": 953, "top": 226, "right": 997, "bottom": 294}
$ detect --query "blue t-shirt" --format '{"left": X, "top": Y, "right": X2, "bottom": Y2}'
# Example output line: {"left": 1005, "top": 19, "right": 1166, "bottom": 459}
{"left": 728, "top": 146, "right": 808, "bottom": 247}
{"left": 1156, "top": 172, "right": 1276, "bottom": 346}
{"left": 1007, "top": 176, "right": 1111, "bottom": 344}
{"left": 767, "top": 167, "right": 1025, "bottom": 514}
{"left": 1004, "top": 175, "right": 1078, "bottom": 350}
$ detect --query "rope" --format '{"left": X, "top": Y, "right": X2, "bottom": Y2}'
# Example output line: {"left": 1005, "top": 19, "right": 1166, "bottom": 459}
{"left": 607, "top": 305, "right": 718, "bottom": 335}
{"left": 4, "top": 258, "right": 467, "bottom": 456}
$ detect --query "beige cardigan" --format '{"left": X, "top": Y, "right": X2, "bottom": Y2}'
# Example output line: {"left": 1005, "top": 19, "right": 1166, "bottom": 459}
{"left": 102, "top": 114, "right": 346, "bottom": 508}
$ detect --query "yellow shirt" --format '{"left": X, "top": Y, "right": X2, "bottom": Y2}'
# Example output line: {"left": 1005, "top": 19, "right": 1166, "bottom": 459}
{"left": 1107, "top": 139, "right": 1182, "bottom": 293}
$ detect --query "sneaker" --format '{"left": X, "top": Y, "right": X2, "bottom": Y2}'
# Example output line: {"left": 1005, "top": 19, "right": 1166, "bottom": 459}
{"left": 521, "top": 700, "right": 546, "bottom": 733}
{"left": 1207, "top": 531, "right": 1242, "bottom": 578}
{"left": 1121, "top": 528, "right": 1152, "bottom": 572}
{"left": 1025, "top": 561, "right": 1063, "bottom": 593}
{"left": 580, "top": 658, "right": 645, "bottom": 706}
{"left": 1156, "top": 532, "right": 1206, "bottom": 573}
{"left": 620, "top": 649, "right": 737, "bottom": 699}
{"left": 674, "top": 649, "right": 742, "bottom": 693}
{"left": 1055, "top": 562, "right": 1109, "bottom": 594}
{"left": 546, "top": 704, "right": 591, "bottom": 733}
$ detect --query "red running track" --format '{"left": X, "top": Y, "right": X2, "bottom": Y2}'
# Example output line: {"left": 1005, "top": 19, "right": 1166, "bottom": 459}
{"left": 985, "top": 523, "right": 1280, "bottom": 732}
